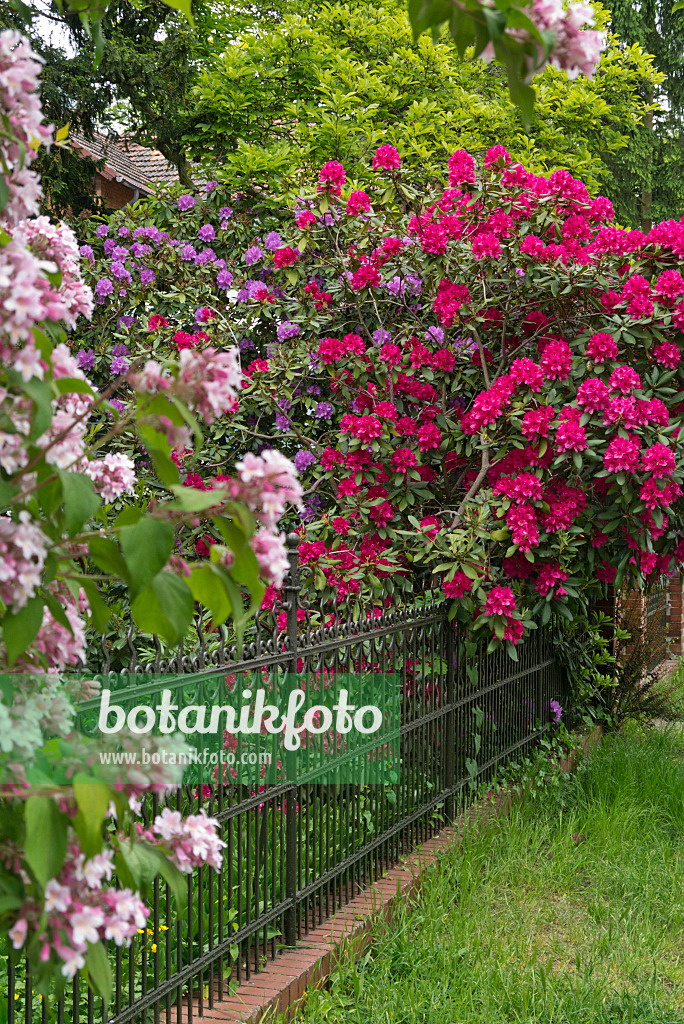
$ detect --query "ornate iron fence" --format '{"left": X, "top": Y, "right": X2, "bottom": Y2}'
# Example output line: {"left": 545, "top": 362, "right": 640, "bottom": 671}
{"left": 2, "top": 538, "right": 571, "bottom": 1024}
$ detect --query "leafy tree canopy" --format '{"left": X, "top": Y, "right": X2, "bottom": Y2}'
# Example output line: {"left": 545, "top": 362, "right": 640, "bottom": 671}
{"left": 187, "top": 0, "right": 660, "bottom": 206}
{"left": 603, "top": 0, "right": 684, "bottom": 229}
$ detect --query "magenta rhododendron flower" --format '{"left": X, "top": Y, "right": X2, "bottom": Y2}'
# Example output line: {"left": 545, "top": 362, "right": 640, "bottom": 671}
{"left": 603, "top": 436, "right": 640, "bottom": 473}
{"left": 372, "top": 144, "right": 401, "bottom": 171}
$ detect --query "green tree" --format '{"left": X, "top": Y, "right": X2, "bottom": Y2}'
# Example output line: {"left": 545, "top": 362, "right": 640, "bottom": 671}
{"left": 187, "top": 0, "right": 660, "bottom": 204}
{"left": 605, "top": 1, "right": 684, "bottom": 228}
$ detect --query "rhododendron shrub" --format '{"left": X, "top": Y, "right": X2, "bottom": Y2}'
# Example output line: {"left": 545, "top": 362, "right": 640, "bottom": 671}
{"left": 74, "top": 142, "right": 684, "bottom": 660}
{"left": 0, "top": 31, "right": 302, "bottom": 1003}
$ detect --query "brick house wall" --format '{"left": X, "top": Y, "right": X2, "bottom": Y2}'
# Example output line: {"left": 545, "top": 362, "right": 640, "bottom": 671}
{"left": 94, "top": 173, "right": 137, "bottom": 210}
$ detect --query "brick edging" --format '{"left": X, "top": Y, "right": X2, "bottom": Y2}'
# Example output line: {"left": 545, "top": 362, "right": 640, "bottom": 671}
{"left": 173, "top": 727, "right": 603, "bottom": 1023}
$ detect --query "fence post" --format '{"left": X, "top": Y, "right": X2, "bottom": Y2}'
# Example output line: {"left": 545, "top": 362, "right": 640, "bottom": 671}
{"left": 283, "top": 533, "right": 300, "bottom": 947}
{"left": 444, "top": 615, "right": 456, "bottom": 822}
{"left": 536, "top": 616, "right": 544, "bottom": 735}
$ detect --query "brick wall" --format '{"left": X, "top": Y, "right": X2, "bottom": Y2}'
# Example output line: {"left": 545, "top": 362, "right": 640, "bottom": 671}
{"left": 94, "top": 174, "right": 136, "bottom": 210}
{"left": 666, "top": 575, "right": 684, "bottom": 657}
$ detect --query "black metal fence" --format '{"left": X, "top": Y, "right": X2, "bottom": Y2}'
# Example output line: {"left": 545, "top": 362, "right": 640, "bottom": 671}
{"left": 2, "top": 539, "right": 571, "bottom": 1024}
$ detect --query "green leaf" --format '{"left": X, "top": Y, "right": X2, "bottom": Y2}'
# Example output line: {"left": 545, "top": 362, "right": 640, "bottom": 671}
{"left": 0, "top": 481, "right": 20, "bottom": 510}
{"left": 167, "top": 485, "right": 225, "bottom": 512}
{"left": 84, "top": 941, "right": 112, "bottom": 1007}
{"left": 13, "top": 374, "right": 53, "bottom": 440}
{"left": 146, "top": 445, "right": 181, "bottom": 486}
{"left": 118, "top": 842, "right": 163, "bottom": 891}
{"left": 80, "top": 579, "right": 112, "bottom": 631}
{"left": 3, "top": 596, "right": 44, "bottom": 666}
{"left": 162, "top": 0, "right": 195, "bottom": 27}
{"left": 156, "top": 852, "right": 188, "bottom": 913}
{"left": 59, "top": 470, "right": 101, "bottom": 535}
{"left": 24, "top": 796, "right": 68, "bottom": 886}
{"left": 54, "top": 377, "right": 94, "bottom": 397}
{"left": 131, "top": 571, "right": 194, "bottom": 644}
{"left": 72, "top": 775, "right": 111, "bottom": 858}
{"left": 119, "top": 518, "right": 174, "bottom": 599}
{"left": 88, "top": 536, "right": 129, "bottom": 580}
{"left": 188, "top": 563, "right": 234, "bottom": 626}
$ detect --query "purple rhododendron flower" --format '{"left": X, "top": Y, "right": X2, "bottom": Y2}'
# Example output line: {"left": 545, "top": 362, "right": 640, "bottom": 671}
{"left": 219, "top": 206, "right": 232, "bottom": 219}
{"left": 111, "top": 356, "right": 130, "bottom": 375}
{"left": 195, "top": 248, "right": 216, "bottom": 265}
{"left": 217, "top": 269, "right": 234, "bottom": 290}
{"left": 177, "top": 194, "right": 195, "bottom": 212}
{"left": 314, "top": 401, "right": 334, "bottom": 420}
{"left": 111, "top": 245, "right": 129, "bottom": 260}
{"left": 179, "top": 244, "right": 197, "bottom": 261}
{"left": 549, "top": 700, "right": 563, "bottom": 723}
{"left": 118, "top": 226, "right": 131, "bottom": 237}
{"left": 140, "top": 268, "right": 156, "bottom": 285}
{"left": 79, "top": 244, "right": 94, "bottom": 263}
{"left": 206, "top": 180, "right": 218, "bottom": 192}
{"left": 110, "top": 399, "right": 126, "bottom": 413}
{"left": 425, "top": 326, "right": 445, "bottom": 344}
{"left": 373, "top": 328, "right": 391, "bottom": 345}
{"left": 103, "top": 238, "right": 116, "bottom": 256}
{"left": 77, "top": 348, "right": 95, "bottom": 370}
{"left": 96, "top": 224, "right": 109, "bottom": 239}
{"left": 244, "top": 245, "right": 264, "bottom": 266}
{"left": 95, "top": 278, "right": 113, "bottom": 300}
{"left": 198, "top": 224, "right": 216, "bottom": 242}
{"left": 111, "top": 343, "right": 129, "bottom": 358}
{"left": 276, "top": 322, "right": 300, "bottom": 343}
{"left": 294, "top": 450, "right": 316, "bottom": 472}
{"left": 110, "top": 261, "right": 131, "bottom": 282}
{"left": 264, "top": 231, "right": 282, "bottom": 251}
{"left": 275, "top": 412, "right": 290, "bottom": 430}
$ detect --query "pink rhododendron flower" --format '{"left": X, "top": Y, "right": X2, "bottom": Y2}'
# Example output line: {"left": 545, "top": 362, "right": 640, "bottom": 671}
{"left": 483, "top": 586, "right": 517, "bottom": 617}
{"left": 603, "top": 436, "right": 640, "bottom": 473}
{"left": 373, "top": 144, "right": 401, "bottom": 171}
{"left": 586, "top": 332, "right": 618, "bottom": 362}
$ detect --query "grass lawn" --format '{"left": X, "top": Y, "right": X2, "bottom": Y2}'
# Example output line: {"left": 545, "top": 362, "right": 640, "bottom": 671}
{"left": 285, "top": 726, "right": 684, "bottom": 1024}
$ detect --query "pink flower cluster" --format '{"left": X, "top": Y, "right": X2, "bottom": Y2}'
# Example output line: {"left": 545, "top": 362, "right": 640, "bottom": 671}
{"left": 10, "top": 845, "right": 148, "bottom": 979}
{"left": 482, "top": 586, "right": 524, "bottom": 644}
{"left": 83, "top": 453, "right": 136, "bottom": 503}
{"left": 0, "top": 511, "right": 47, "bottom": 611}
{"left": 152, "top": 808, "right": 226, "bottom": 873}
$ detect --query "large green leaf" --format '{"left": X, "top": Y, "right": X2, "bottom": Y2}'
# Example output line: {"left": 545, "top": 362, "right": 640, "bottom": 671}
{"left": 72, "top": 775, "right": 111, "bottom": 858}
{"left": 119, "top": 517, "right": 174, "bottom": 599}
{"left": 24, "top": 796, "right": 68, "bottom": 886}
{"left": 80, "top": 579, "right": 112, "bottom": 632}
{"left": 3, "top": 596, "right": 44, "bottom": 666}
{"left": 188, "top": 563, "right": 234, "bottom": 625}
{"left": 88, "top": 536, "right": 129, "bottom": 580}
{"left": 131, "top": 571, "right": 194, "bottom": 643}
{"left": 59, "top": 470, "right": 101, "bottom": 536}
{"left": 85, "top": 940, "right": 112, "bottom": 1007}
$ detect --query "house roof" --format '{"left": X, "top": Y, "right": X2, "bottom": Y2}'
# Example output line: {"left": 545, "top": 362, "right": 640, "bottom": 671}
{"left": 70, "top": 132, "right": 179, "bottom": 194}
